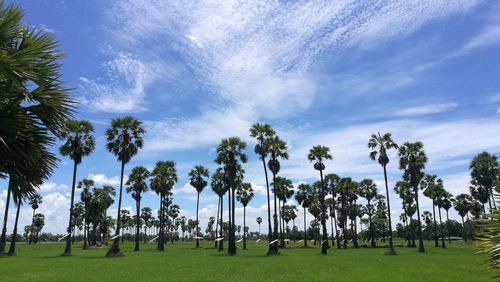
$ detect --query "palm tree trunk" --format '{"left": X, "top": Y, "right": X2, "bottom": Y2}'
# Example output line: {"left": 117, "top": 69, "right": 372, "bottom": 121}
{"left": 218, "top": 196, "right": 224, "bottom": 251}
{"left": 438, "top": 207, "right": 445, "bottom": 249}
{"left": 83, "top": 222, "right": 88, "bottom": 249}
{"left": 107, "top": 160, "right": 125, "bottom": 257}
{"left": 279, "top": 199, "right": 284, "bottom": 248}
{"left": 330, "top": 211, "right": 335, "bottom": 247}
{"left": 196, "top": 192, "right": 200, "bottom": 248}
{"left": 382, "top": 165, "right": 396, "bottom": 255}
{"left": 63, "top": 160, "right": 78, "bottom": 256}
{"left": 29, "top": 208, "right": 35, "bottom": 245}
{"left": 354, "top": 217, "right": 358, "bottom": 248}
{"left": 158, "top": 194, "right": 164, "bottom": 251}
{"left": 466, "top": 214, "right": 473, "bottom": 240}
{"left": 261, "top": 157, "right": 274, "bottom": 256}
{"left": 272, "top": 172, "right": 279, "bottom": 255}
{"left": 461, "top": 216, "right": 466, "bottom": 242}
{"left": 414, "top": 185, "right": 425, "bottom": 253}
{"left": 243, "top": 206, "right": 247, "bottom": 250}
{"left": 446, "top": 210, "right": 451, "bottom": 244}
{"left": 432, "top": 201, "right": 438, "bottom": 247}
{"left": 230, "top": 187, "right": 236, "bottom": 255}
{"left": 215, "top": 197, "right": 220, "bottom": 248}
{"left": 7, "top": 200, "right": 21, "bottom": 256}
{"left": 134, "top": 199, "right": 140, "bottom": 251}
{"left": 333, "top": 207, "right": 340, "bottom": 249}
{"left": 0, "top": 178, "right": 13, "bottom": 255}
{"left": 370, "top": 202, "right": 375, "bottom": 248}
{"left": 303, "top": 207, "right": 308, "bottom": 247}
{"left": 319, "top": 169, "right": 328, "bottom": 255}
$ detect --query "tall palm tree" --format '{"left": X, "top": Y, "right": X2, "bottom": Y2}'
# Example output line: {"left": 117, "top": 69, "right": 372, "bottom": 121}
{"left": 394, "top": 180, "right": 415, "bottom": 247}
{"left": 150, "top": 161, "right": 177, "bottom": 251}
{"left": 398, "top": 141, "right": 427, "bottom": 253}
{"left": 59, "top": 119, "right": 95, "bottom": 256}
{"left": 189, "top": 165, "right": 210, "bottom": 248}
{"left": 266, "top": 135, "right": 288, "bottom": 255}
{"left": 236, "top": 182, "right": 254, "bottom": 250}
{"left": 453, "top": 194, "right": 473, "bottom": 242}
{"left": 295, "top": 183, "right": 312, "bottom": 247}
{"left": 422, "top": 174, "right": 441, "bottom": 247}
{"left": 324, "top": 173, "right": 341, "bottom": 248}
{"left": 140, "top": 207, "right": 152, "bottom": 243}
{"left": 256, "top": 217, "right": 262, "bottom": 235}
{"left": 7, "top": 194, "right": 25, "bottom": 256}
{"left": 214, "top": 137, "right": 247, "bottom": 256}
{"left": 470, "top": 152, "right": 499, "bottom": 210}
{"left": 307, "top": 145, "right": 332, "bottom": 255}
{"left": 441, "top": 192, "right": 453, "bottom": 244}
{"left": 211, "top": 168, "right": 226, "bottom": 250}
{"left": 272, "top": 176, "right": 294, "bottom": 248}
{"left": 368, "top": 132, "right": 398, "bottom": 255}
{"left": 359, "top": 179, "right": 379, "bottom": 248}
{"left": 105, "top": 116, "right": 145, "bottom": 257}
{"left": 249, "top": 123, "right": 276, "bottom": 255}
{"left": 28, "top": 193, "right": 42, "bottom": 245}
{"left": 126, "top": 166, "right": 150, "bottom": 251}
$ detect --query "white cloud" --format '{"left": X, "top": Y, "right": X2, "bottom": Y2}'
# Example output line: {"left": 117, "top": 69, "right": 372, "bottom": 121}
{"left": 88, "top": 173, "right": 125, "bottom": 186}
{"left": 39, "top": 182, "right": 70, "bottom": 193}
{"left": 394, "top": 103, "right": 457, "bottom": 117}
{"left": 172, "top": 182, "right": 196, "bottom": 195}
{"left": 461, "top": 25, "right": 500, "bottom": 52}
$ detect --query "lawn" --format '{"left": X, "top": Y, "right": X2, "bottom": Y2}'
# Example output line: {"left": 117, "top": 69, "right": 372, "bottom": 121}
{"left": 0, "top": 240, "right": 494, "bottom": 281}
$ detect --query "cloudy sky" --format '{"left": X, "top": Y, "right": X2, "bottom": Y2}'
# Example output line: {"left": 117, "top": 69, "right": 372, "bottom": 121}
{"left": 1, "top": 0, "right": 500, "bottom": 235}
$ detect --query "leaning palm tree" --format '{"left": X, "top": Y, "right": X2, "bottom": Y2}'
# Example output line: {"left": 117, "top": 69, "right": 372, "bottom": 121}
{"left": 266, "top": 135, "right": 288, "bottom": 255}
{"left": 236, "top": 182, "right": 254, "bottom": 250}
{"left": 215, "top": 137, "right": 248, "bottom": 256}
{"left": 189, "top": 165, "right": 210, "bottom": 248}
{"left": 126, "top": 166, "right": 150, "bottom": 251}
{"left": 307, "top": 145, "right": 332, "bottom": 255}
{"left": 398, "top": 141, "right": 428, "bottom": 253}
{"left": 150, "top": 161, "right": 177, "bottom": 251}
{"left": 28, "top": 193, "right": 43, "bottom": 245}
{"left": 105, "top": 116, "right": 145, "bottom": 257}
{"left": 59, "top": 119, "right": 95, "bottom": 256}
{"left": 249, "top": 123, "right": 276, "bottom": 255}
{"left": 368, "top": 132, "right": 398, "bottom": 255}
{"left": 295, "top": 183, "right": 312, "bottom": 247}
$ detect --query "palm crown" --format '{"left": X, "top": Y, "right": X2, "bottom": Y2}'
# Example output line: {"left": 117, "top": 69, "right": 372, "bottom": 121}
{"left": 189, "top": 165, "right": 210, "bottom": 193}
{"left": 236, "top": 182, "right": 254, "bottom": 207}
{"left": 308, "top": 145, "right": 332, "bottom": 171}
{"left": 28, "top": 192, "right": 43, "bottom": 210}
{"left": 126, "top": 166, "right": 150, "bottom": 201}
{"left": 266, "top": 136, "right": 288, "bottom": 175}
{"left": 59, "top": 120, "right": 95, "bottom": 164}
{"left": 105, "top": 116, "right": 145, "bottom": 164}
{"left": 398, "top": 141, "right": 427, "bottom": 187}
{"left": 368, "top": 132, "right": 398, "bottom": 167}
{"left": 249, "top": 123, "right": 275, "bottom": 158}
{"left": 150, "top": 161, "right": 177, "bottom": 196}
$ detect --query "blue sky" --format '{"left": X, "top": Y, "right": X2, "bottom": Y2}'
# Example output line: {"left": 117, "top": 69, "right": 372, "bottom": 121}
{"left": 1, "top": 0, "right": 500, "bottom": 234}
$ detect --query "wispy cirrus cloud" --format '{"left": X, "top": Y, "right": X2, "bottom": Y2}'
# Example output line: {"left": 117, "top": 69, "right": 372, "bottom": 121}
{"left": 394, "top": 103, "right": 458, "bottom": 117}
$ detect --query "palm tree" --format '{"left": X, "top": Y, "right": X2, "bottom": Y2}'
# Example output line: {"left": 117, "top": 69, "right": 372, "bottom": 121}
{"left": 272, "top": 176, "right": 294, "bottom": 248}
{"left": 0, "top": 3, "right": 73, "bottom": 244}
{"left": 359, "top": 179, "right": 379, "bottom": 248}
{"left": 434, "top": 180, "right": 448, "bottom": 249}
{"left": 236, "top": 182, "right": 254, "bottom": 250}
{"left": 441, "top": 193, "right": 453, "bottom": 244}
{"left": 394, "top": 180, "right": 415, "bottom": 247}
{"left": 59, "top": 119, "right": 95, "bottom": 256}
{"left": 140, "top": 207, "right": 152, "bottom": 243}
{"left": 215, "top": 137, "right": 248, "bottom": 256}
{"left": 249, "top": 123, "right": 276, "bottom": 255}
{"left": 470, "top": 152, "right": 499, "bottom": 210}
{"left": 126, "top": 166, "right": 150, "bottom": 251}
{"left": 368, "top": 132, "right": 398, "bottom": 255}
{"left": 453, "top": 194, "right": 473, "bottom": 242}
{"left": 150, "top": 161, "right": 177, "bottom": 251}
{"left": 189, "top": 165, "right": 210, "bottom": 248}
{"left": 307, "top": 145, "right": 332, "bottom": 255}
{"left": 422, "top": 174, "right": 441, "bottom": 247}
{"left": 324, "top": 173, "right": 341, "bottom": 248}
{"left": 295, "top": 183, "right": 312, "bottom": 247}
{"left": 28, "top": 193, "right": 42, "bottom": 245}
{"left": 256, "top": 217, "right": 262, "bottom": 235}
{"left": 105, "top": 116, "right": 145, "bottom": 257}
{"left": 211, "top": 168, "right": 226, "bottom": 250}
{"left": 398, "top": 141, "right": 428, "bottom": 253}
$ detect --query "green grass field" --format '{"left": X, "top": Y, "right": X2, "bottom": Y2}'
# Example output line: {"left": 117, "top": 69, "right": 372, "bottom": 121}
{"left": 0, "top": 240, "right": 494, "bottom": 281}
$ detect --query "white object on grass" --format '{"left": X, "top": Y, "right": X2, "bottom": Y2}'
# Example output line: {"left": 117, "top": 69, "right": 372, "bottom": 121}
{"left": 256, "top": 239, "right": 261, "bottom": 243}
{"left": 237, "top": 239, "right": 243, "bottom": 242}
{"left": 109, "top": 234, "right": 121, "bottom": 240}
{"left": 269, "top": 239, "right": 278, "bottom": 245}
{"left": 148, "top": 235, "right": 159, "bottom": 243}
{"left": 58, "top": 234, "right": 69, "bottom": 241}
{"left": 215, "top": 237, "right": 224, "bottom": 242}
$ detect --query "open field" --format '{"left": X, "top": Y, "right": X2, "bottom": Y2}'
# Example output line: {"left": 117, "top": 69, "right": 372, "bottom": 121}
{"left": 0, "top": 240, "right": 493, "bottom": 281}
